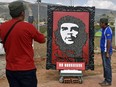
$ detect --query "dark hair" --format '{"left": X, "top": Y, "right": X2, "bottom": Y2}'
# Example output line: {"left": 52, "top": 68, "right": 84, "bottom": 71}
{"left": 100, "top": 18, "right": 108, "bottom": 25}
{"left": 8, "top": 1, "right": 25, "bottom": 18}
{"left": 10, "top": 11, "right": 23, "bottom": 18}
{"left": 54, "top": 15, "right": 87, "bottom": 57}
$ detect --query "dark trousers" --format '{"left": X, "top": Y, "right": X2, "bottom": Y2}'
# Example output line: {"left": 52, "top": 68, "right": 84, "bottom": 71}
{"left": 6, "top": 69, "right": 37, "bottom": 87}
{"left": 101, "top": 52, "right": 112, "bottom": 83}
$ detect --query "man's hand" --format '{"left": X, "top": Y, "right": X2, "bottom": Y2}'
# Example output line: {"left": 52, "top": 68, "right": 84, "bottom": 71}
{"left": 106, "top": 52, "right": 110, "bottom": 58}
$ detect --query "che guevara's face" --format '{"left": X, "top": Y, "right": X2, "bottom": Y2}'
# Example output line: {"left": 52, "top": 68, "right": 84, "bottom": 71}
{"left": 60, "top": 23, "right": 79, "bottom": 44}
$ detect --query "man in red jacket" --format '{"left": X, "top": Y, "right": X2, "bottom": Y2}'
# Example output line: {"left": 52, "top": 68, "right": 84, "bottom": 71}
{"left": 0, "top": 1, "right": 46, "bottom": 87}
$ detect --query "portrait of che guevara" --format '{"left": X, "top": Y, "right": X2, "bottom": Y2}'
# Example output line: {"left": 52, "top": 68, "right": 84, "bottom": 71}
{"left": 53, "top": 15, "right": 87, "bottom": 62}
{"left": 46, "top": 6, "right": 95, "bottom": 70}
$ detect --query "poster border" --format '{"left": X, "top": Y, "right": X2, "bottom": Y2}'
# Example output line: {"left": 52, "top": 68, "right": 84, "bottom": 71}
{"left": 46, "top": 5, "right": 95, "bottom": 70}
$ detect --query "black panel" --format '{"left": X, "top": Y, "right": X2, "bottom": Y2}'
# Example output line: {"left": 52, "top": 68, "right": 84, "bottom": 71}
{"left": 46, "top": 6, "right": 95, "bottom": 70}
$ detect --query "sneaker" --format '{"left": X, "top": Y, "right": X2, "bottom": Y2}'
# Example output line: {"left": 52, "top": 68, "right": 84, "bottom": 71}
{"left": 99, "top": 80, "right": 106, "bottom": 84}
{"left": 99, "top": 81, "right": 111, "bottom": 86}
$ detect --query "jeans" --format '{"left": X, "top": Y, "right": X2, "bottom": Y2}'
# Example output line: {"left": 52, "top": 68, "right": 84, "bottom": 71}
{"left": 101, "top": 52, "right": 112, "bottom": 83}
{"left": 6, "top": 69, "right": 37, "bottom": 87}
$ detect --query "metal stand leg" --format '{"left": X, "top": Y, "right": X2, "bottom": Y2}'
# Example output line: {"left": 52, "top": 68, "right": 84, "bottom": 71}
{"left": 59, "top": 76, "right": 64, "bottom": 83}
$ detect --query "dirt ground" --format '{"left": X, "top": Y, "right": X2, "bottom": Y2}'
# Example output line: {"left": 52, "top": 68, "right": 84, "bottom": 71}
{"left": 0, "top": 41, "right": 116, "bottom": 87}
{"left": 0, "top": 51, "right": 116, "bottom": 87}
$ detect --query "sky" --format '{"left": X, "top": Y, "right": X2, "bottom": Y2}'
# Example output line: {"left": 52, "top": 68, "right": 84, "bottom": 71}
{"left": 0, "top": 0, "right": 116, "bottom": 10}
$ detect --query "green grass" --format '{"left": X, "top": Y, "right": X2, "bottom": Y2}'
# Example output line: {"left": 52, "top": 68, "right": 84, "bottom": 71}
{"left": 95, "top": 31, "right": 101, "bottom": 37}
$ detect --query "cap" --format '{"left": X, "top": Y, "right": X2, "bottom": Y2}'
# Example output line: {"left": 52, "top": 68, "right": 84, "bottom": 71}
{"left": 100, "top": 18, "right": 108, "bottom": 23}
{"left": 8, "top": 1, "right": 25, "bottom": 13}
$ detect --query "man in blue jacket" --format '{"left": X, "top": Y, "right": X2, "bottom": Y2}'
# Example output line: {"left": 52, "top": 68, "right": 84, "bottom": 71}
{"left": 99, "top": 18, "right": 112, "bottom": 86}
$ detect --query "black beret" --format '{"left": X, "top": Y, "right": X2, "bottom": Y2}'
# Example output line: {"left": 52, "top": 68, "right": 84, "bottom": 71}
{"left": 8, "top": 1, "right": 25, "bottom": 13}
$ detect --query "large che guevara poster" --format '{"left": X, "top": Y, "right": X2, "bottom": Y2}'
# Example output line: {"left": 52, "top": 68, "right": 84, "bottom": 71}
{"left": 46, "top": 6, "right": 95, "bottom": 70}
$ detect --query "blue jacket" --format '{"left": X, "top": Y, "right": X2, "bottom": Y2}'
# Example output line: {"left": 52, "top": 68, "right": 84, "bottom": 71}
{"left": 100, "top": 26, "right": 112, "bottom": 54}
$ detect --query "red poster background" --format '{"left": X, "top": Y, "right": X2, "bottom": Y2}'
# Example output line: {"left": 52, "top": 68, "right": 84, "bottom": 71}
{"left": 52, "top": 11, "right": 89, "bottom": 65}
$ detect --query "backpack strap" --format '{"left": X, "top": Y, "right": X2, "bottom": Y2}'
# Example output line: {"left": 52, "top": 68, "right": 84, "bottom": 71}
{"left": 2, "top": 20, "right": 21, "bottom": 44}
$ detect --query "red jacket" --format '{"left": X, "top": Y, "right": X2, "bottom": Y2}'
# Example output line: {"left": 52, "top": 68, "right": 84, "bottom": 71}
{"left": 0, "top": 19, "right": 45, "bottom": 71}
